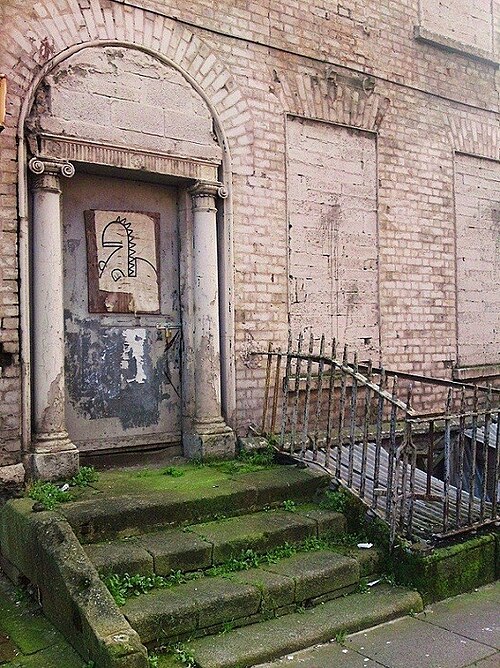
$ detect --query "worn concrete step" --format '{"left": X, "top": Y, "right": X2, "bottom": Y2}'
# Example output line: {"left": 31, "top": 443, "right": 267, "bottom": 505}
{"left": 184, "top": 584, "right": 423, "bottom": 668}
{"left": 123, "top": 550, "right": 360, "bottom": 645}
{"left": 61, "top": 466, "right": 330, "bottom": 542}
{"left": 85, "top": 506, "right": 346, "bottom": 576}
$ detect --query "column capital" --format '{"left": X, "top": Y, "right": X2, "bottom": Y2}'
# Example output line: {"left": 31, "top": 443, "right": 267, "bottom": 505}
{"left": 188, "top": 180, "right": 228, "bottom": 200}
{"left": 28, "top": 157, "right": 75, "bottom": 192}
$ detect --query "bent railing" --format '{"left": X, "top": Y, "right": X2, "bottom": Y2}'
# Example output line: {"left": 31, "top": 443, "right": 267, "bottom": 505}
{"left": 256, "top": 334, "right": 500, "bottom": 546}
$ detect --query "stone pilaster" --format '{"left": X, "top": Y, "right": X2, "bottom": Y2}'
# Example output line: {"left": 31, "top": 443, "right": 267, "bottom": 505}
{"left": 25, "top": 157, "right": 79, "bottom": 480}
{"left": 185, "top": 180, "right": 235, "bottom": 459}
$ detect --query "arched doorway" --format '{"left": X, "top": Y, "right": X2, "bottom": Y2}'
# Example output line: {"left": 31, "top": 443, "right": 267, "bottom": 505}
{"left": 22, "top": 43, "right": 235, "bottom": 478}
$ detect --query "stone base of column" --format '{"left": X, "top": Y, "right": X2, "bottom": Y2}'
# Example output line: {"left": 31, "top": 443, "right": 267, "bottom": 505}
{"left": 183, "top": 420, "right": 236, "bottom": 460}
{"left": 25, "top": 432, "right": 79, "bottom": 481}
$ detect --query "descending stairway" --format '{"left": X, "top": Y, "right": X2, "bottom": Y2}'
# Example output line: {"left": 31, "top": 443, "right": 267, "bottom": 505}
{"left": 80, "top": 465, "right": 423, "bottom": 667}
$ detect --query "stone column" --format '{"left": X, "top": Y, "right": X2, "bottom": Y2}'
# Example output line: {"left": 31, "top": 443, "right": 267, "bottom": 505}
{"left": 185, "top": 180, "right": 235, "bottom": 459}
{"left": 26, "top": 157, "right": 79, "bottom": 480}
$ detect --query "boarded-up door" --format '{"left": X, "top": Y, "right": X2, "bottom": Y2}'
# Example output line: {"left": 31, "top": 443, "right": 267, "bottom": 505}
{"left": 62, "top": 173, "right": 181, "bottom": 453}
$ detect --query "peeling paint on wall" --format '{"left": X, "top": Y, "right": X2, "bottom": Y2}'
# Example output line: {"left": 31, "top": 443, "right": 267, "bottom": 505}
{"left": 65, "top": 316, "right": 180, "bottom": 430}
{"left": 121, "top": 328, "right": 147, "bottom": 384}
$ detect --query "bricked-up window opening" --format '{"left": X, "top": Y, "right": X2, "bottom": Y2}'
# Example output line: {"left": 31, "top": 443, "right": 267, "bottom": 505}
{"left": 416, "top": 0, "right": 495, "bottom": 61}
{"left": 286, "top": 117, "right": 379, "bottom": 358}
{"left": 454, "top": 153, "right": 500, "bottom": 368}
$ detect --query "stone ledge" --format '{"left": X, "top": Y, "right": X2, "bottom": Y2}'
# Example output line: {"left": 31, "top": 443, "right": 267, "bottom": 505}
{"left": 452, "top": 363, "right": 500, "bottom": 381}
{"left": 0, "top": 499, "right": 148, "bottom": 668}
{"left": 414, "top": 26, "right": 499, "bottom": 67}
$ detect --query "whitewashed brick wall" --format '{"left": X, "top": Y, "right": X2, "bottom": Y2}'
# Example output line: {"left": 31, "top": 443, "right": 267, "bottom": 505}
{"left": 419, "top": 0, "right": 494, "bottom": 55}
{"left": 38, "top": 46, "right": 220, "bottom": 161}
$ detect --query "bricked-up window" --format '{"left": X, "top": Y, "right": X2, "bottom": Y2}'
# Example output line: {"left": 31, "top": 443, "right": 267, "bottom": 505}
{"left": 286, "top": 117, "right": 379, "bottom": 357}
{"left": 416, "top": 0, "right": 496, "bottom": 61}
{"left": 455, "top": 153, "right": 500, "bottom": 368}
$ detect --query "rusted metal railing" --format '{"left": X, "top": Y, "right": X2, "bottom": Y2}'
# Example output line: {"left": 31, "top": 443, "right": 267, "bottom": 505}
{"left": 257, "top": 334, "right": 500, "bottom": 546}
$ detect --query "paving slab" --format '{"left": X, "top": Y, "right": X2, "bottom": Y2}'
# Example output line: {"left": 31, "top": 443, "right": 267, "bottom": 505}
{"left": 0, "top": 573, "right": 86, "bottom": 668}
{"left": 417, "top": 581, "right": 500, "bottom": 650}
{"left": 0, "top": 582, "right": 60, "bottom": 654}
{"left": 256, "top": 641, "right": 386, "bottom": 667}
{"left": 347, "top": 616, "right": 495, "bottom": 668}
{"left": 467, "top": 655, "right": 500, "bottom": 667}
{"left": 3, "top": 640, "right": 85, "bottom": 668}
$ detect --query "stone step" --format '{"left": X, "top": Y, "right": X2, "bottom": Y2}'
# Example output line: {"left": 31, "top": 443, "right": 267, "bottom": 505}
{"left": 61, "top": 466, "right": 330, "bottom": 542}
{"left": 184, "top": 584, "right": 423, "bottom": 668}
{"left": 85, "top": 506, "right": 347, "bottom": 577}
{"left": 122, "top": 550, "right": 360, "bottom": 645}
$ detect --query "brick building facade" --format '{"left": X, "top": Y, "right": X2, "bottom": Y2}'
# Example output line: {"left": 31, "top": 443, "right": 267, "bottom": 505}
{"left": 0, "top": 0, "right": 498, "bottom": 484}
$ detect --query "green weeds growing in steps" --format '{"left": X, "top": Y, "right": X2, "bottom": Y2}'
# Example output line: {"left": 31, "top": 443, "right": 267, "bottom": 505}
{"left": 319, "top": 489, "right": 349, "bottom": 513}
{"left": 27, "top": 481, "right": 73, "bottom": 511}
{"left": 356, "top": 579, "right": 370, "bottom": 594}
{"left": 103, "top": 533, "right": 365, "bottom": 606}
{"left": 162, "top": 466, "right": 185, "bottom": 477}
{"left": 219, "top": 620, "right": 236, "bottom": 635}
{"left": 27, "top": 466, "right": 99, "bottom": 510}
{"left": 148, "top": 654, "right": 160, "bottom": 668}
{"left": 189, "top": 441, "right": 277, "bottom": 475}
{"left": 172, "top": 643, "right": 196, "bottom": 667}
{"left": 70, "top": 465, "right": 99, "bottom": 487}
{"left": 282, "top": 499, "right": 297, "bottom": 512}
{"left": 334, "top": 629, "right": 348, "bottom": 645}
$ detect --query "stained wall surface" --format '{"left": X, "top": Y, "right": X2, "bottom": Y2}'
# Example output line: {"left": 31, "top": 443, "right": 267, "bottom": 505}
{"left": 454, "top": 153, "right": 500, "bottom": 368}
{"left": 287, "top": 117, "right": 379, "bottom": 357}
{"left": 0, "top": 0, "right": 499, "bottom": 475}
{"left": 419, "top": 0, "right": 496, "bottom": 57}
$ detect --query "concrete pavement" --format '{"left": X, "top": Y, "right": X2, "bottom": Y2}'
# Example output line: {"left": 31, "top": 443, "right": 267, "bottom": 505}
{"left": 259, "top": 581, "right": 499, "bottom": 668}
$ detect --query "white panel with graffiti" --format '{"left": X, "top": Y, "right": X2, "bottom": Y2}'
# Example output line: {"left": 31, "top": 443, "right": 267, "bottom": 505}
{"left": 85, "top": 209, "right": 160, "bottom": 314}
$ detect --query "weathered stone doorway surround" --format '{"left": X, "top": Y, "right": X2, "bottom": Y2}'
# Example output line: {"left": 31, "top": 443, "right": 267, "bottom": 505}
{"left": 17, "top": 41, "right": 237, "bottom": 480}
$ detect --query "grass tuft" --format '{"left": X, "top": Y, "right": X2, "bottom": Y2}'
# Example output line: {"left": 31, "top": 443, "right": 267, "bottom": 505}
{"left": 70, "top": 466, "right": 99, "bottom": 487}
{"left": 27, "top": 481, "right": 72, "bottom": 510}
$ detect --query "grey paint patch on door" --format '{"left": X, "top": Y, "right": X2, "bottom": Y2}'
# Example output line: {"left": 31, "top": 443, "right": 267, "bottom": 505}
{"left": 65, "top": 316, "right": 180, "bottom": 429}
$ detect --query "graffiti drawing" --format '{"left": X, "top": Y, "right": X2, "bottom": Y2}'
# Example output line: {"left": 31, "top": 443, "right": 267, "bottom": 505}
{"left": 85, "top": 209, "right": 161, "bottom": 314}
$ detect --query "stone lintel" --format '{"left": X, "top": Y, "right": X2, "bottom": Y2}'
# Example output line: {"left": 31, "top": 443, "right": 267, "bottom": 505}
{"left": 36, "top": 133, "right": 220, "bottom": 182}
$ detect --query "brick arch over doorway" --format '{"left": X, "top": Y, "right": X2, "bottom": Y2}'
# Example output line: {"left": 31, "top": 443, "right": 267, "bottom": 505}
{"left": 10, "top": 17, "right": 254, "bottom": 474}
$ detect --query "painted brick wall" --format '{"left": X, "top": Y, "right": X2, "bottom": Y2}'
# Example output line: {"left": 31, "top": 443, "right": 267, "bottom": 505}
{"left": 0, "top": 0, "right": 498, "bottom": 468}
{"left": 454, "top": 153, "right": 500, "bottom": 368}
{"left": 36, "top": 46, "right": 220, "bottom": 161}
{"left": 419, "top": 0, "right": 494, "bottom": 55}
{"left": 287, "top": 117, "right": 379, "bottom": 357}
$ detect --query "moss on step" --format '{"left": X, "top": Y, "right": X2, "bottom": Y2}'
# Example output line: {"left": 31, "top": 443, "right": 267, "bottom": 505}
{"left": 121, "top": 550, "right": 361, "bottom": 647}
{"left": 101, "top": 534, "right": 372, "bottom": 606}
{"left": 59, "top": 467, "right": 329, "bottom": 543}
{"left": 392, "top": 533, "right": 497, "bottom": 604}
